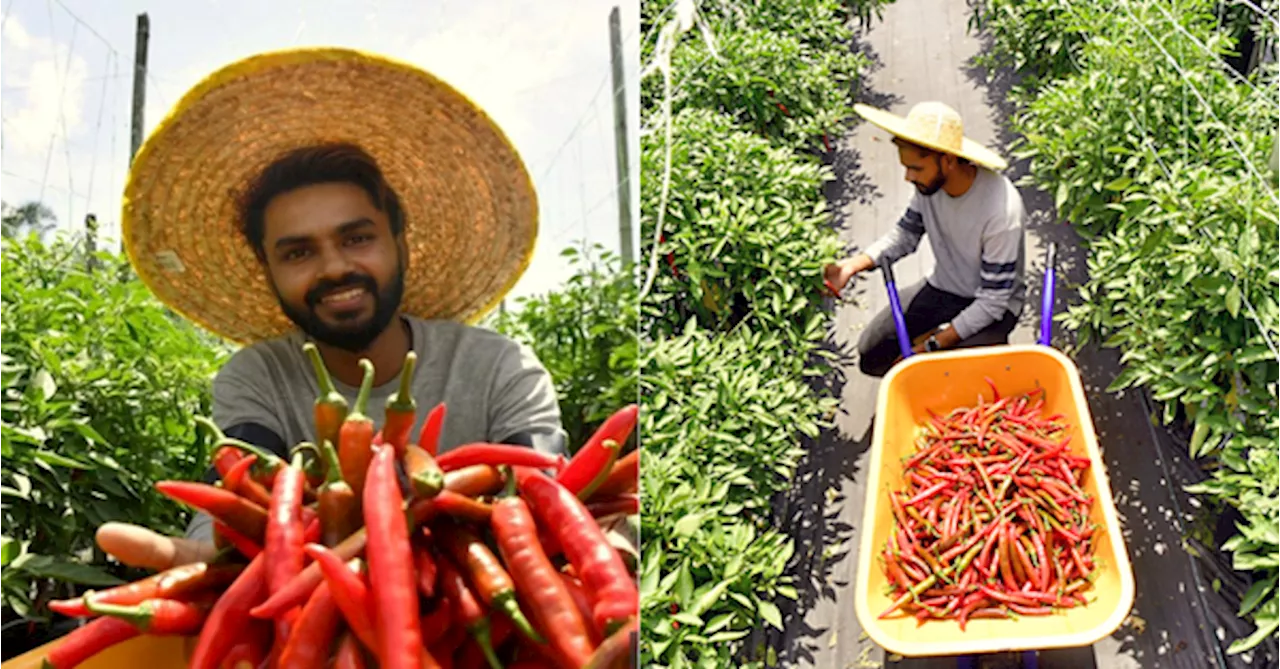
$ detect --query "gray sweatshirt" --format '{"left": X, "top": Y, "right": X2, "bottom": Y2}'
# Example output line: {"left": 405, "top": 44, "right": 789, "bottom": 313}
{"left": 186, "top": 317, "right": 564, "bottom": 541}
{"left": 863, "top": 168, "right": 1027, "bottom": 339}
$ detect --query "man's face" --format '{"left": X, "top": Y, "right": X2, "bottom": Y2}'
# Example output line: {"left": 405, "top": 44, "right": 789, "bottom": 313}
{"left": 260, "top": 182, "right": 406, "bottom": 352}
{"left": 898, "top": 145, "right": 947, "bottom": 196}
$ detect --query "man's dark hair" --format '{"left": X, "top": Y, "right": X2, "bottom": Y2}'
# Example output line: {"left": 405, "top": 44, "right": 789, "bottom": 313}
{"left": 891, "top": 136, "right": 972, "bottom": 166}
{"left": 239, "top": 142, "right": 405, "bottom": 259}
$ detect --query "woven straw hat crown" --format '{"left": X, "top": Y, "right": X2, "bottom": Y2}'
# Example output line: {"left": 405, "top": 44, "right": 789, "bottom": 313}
{"left": 122, "top": 48, "right": 538, "bottom": 345}
{"left": 853, "top": 101, "right": 1008, "bottom": 171}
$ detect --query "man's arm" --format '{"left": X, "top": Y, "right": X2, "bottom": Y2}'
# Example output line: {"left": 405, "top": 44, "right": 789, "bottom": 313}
{"left": 862, "top": 199, "right": 926, "bottom": 268}
{"left": 486, "top": 340, "right": 567, "bottom": 455}
{"left": 186, "top": 356, "right": 290, "bottom": 542}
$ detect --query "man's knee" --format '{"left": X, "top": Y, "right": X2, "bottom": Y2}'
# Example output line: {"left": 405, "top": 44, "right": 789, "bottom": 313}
{"left": 857, "top": 346, "right": 894, "bottom": 378}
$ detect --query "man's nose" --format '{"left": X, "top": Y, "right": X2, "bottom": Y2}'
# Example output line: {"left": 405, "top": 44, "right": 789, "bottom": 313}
{"left": 316, "top": 244, "right": 355, "bottom": 280}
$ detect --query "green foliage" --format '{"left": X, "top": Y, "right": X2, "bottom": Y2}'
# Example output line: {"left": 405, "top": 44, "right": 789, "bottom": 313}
{"left": 490, "top": 244, "right": 638, "bottom": 452}
{"left": 972, "top": 0, "right": 1279, "bottom": 653}
{"left": 1, "top": 234, "right": 227, "bottom": 625}
{"left": 639, "top": 0, "right": 885, "bottom": 664}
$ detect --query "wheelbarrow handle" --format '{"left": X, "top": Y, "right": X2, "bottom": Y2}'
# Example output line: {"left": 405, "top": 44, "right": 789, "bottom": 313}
{"left": 881, "top": 262, "right": 914, "bottom": 360}
{"left": 1039, "top": 242, "right": 1057, "bottom": 347}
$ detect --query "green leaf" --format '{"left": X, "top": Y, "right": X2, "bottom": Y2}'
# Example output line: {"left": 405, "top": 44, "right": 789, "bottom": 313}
{"left": 1239, "top": 576, "right": 1276, "bottom": 617}
{"left": 757, "top": 598, "right": 784, "bottom": 630}
{"left": 672, "top": 612, "right": 706, "bottom": 627}
{"left": 691, "top": 580, "right": 730, "bottom": 617}
{"left": 1227, "top": 615, "right": 1279, "bottom": 655}
{"left": 32, "top": 450, "right": 93, "bottom": 470}
{"left": 19, "top": 556, "right": 124, "bottom": 586}
{"left": 0, "top": 536, "right": 18, "bottom": 567}
{"left": 31, "top": 369, "right": 57, "bottom": 401}
{"left": 674, "top": 513, "right": 705, "bottom": 538}
{"left": 1225, "top": 284, "right": 1242, "bottom": 319}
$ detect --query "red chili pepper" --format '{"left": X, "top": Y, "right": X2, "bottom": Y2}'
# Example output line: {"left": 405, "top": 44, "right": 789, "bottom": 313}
{"left": 591, "top": 449, "right": 638, "bottom": 499}
{"left": 516, "top": 468, "right": 638, "bottom": 635}
{"left": 277, "top": 581, "right": 342, "bottom": 669}
{"left": 317, "top": 438, "right": 362, "bottom": 547}
{"left": 81, "top": 597, "right": 206, "bottom": 635}
{"left": 265, "top": 452, "right": 307, "bottom": 596}
{"left": 363, "top": 444, "right": 424, "bottom": 669}
{"left": 586, "top": 494, "right": 640, "bottom": 519}
{"left": 558, "top": 404, "right": 638, "bottom": 499}
{"left": 438, "top": 555, "right": 504, "bottom": 669}
{"left": 190, "top": 555, "right": 268, "bottom": 669}
{"left": 250, "top": 526, "right": 368, "bottom": 619}
{"left": 338, "top": 359, "right": 377, "bottom": 497}
{"left": 49, "top": 562, "right": 241, "bottom": 619}
{"left": 195, "top": 417, "right": 295, "bottom": 492}
{"left": 438, "top": 521, "right": 544, "bottom": 644}
{"left": 214, "top": 521, "right": 262, "bottom": 559}
{"left": 412, "top": 490, "right": 495, "bottom": 524}
{"left": 558, "top": 572, "right": 602, "bottom": 645}
{"left": 420, "top": 595, "right": 454, "bottom": 646}
{"left": 437, "top": 443, "right": 565, "bottom": 473}
{"left": 583, "top": 617, "right": 638, "bottom": 669}
{"left": 492, "top": 477, "right": 596, "bottom": 668}
{"left": 405, "top": 443, "right": 446, "bottom": 499}
{"left": 303, "top": 544, "right": 379, "bottom": 653}
{"left": 419, "top": 402, "right": 448, "bottom": 457}
{"left": 42, "top": 615, "right": 141, "bottom": 668}
{"left": 417, "top": 544, "right": 439, "bottom": 599}
{"left": 383, "top": 350, "right": 418, "bottom": 456}
{"left": 155, "top": 481, "right": 268, "bottom": 541}
{"left": 304, "top": 342, "right": 350, "bottom": 453}
{"left": 219, "top": 624, "right": 269, "bottom": 669}
{"left": 443, "top": 465, "right": 505, "bottom": 498}
{"left": 333, "top": 632, "right": 368, "bottom": 669}
{"left": 457, "top": 615, "right": 514, "bottom": 669}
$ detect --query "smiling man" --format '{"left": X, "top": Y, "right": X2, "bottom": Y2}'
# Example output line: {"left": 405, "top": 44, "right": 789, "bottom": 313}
{"left": 824, "top": 101, "right": 1028, "bottom": 378}
{"left": 95, "top": 49, "right": 563, "bottom": 570}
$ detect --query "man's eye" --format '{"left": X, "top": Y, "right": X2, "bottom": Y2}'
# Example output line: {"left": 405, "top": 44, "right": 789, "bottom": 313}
{"left": 346, "top": 234, "right": 373, "bottom": 245}
{"left": 283, "top": 248, "right": 310, "bottom": 261}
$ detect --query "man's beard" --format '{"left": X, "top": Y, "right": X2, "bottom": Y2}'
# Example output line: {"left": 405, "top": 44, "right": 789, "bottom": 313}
{"left": 278, "top": 264, "right": 405, "bottom": 353}
{"left": 914, "top": 170, "right": 947, "bottom": 196}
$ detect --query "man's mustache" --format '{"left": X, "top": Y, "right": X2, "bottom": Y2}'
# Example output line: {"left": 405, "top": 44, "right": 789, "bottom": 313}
{"left": 306, "top": 274, "right": 379, "bottom": 309}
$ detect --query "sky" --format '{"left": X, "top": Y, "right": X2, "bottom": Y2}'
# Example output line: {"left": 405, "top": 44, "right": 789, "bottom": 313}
{"left": 0, "top": 0, "right": 641, "bottom": 303}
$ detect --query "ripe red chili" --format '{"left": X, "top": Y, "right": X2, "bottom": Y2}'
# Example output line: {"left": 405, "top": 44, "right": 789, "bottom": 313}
{"left": 436, "top": 444, "right": 564, "bottom": 473}
{"left": 154, "top": 481, "right": 268, "bottom": 542}
{"left": 418, "top": 402, "right": 448, "bottom": 457}
{"left": 438, "top": 554, "right": 503, "bottom": 669}
{"left": 277, "top": 581, "right": 342, "bottom": 669}
{"left": 317, "top": 438, "right": 362, "bottom": 547}
{"left": 265, "top": 453, "right": 307, "bottom": 595}
{"left": 363, "top": 445, "right": 423, "bottom": 669}
{"left": 333, "top": 632, "right": 368, "bottom": 669}
{"left": 591, "top": 448, "right": 639, "bottom": 499}
{"left": 557, "top": 404, "right": 638, "bottom": 499}
{"left": 443, "top": 465, "right": 505, "bottom": 498}
{"left": 438, "top": 522, "right": 544, "bottom": 644}
{"left": 515, "top": 468, "right": 638, "bottom": 635}
{"left": 304, "top": 544, "right": 379, "bottom": 653}
{"left": 190, "top": 554, "right": 268, "bottom": 669}
{"left": 42, "top": 616, "right": 141, "bottom": 669}
{"left": 492, "top": 483, "right": 596, "bottom": 668}
{"left": 49, "top": 562, "right": 240, "bottom": 619}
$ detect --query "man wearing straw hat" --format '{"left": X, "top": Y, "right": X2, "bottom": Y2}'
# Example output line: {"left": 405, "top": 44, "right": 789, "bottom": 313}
{"left": 824, "top": 101, "right": 1027, "bottom": 378}
{"left": 92, "top": 49, "right": 567, "bottom": 569}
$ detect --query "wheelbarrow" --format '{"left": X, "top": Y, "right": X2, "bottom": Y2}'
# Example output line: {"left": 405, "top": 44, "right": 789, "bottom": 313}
{"left": 852, "top": 244, "right": 1135, "bottom": 665}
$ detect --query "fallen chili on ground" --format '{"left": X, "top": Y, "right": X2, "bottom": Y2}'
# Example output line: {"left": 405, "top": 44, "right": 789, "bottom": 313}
{"left": 43, "top": 348, "right": 641, "bottom": 669}
{"left": 880, "top": 381, "right": 1100, "bottom": 630}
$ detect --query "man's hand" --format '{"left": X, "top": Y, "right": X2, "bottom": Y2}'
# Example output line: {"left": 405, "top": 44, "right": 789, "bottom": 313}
{"left": 823, "top": 253, "right": 875, "bottom": 296}
{"left": 95, "top": 522, "right": 217, "bottom": 571}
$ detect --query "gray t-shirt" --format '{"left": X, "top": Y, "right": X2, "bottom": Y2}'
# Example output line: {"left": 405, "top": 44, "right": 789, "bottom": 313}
{"left": 187, "top": 316, "right": 563, "bottom": 541}
{"left": 864, "top": 168, "right": 1027, "bottom": 340}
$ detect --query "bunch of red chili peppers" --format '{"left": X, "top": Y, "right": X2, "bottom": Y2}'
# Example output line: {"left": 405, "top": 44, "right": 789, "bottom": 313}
{"left": 44, "top": 347, "right": 641, "bottom": 669}
{"left": 879, "top": 380, "right": 1100, "bottom": 631}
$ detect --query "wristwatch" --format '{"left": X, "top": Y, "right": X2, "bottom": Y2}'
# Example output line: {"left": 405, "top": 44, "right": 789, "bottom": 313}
{"left": 926, "top": 323, "right": 951, "bottom": 352}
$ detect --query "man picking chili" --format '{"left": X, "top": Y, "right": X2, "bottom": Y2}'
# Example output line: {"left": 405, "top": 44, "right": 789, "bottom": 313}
{"left": 823, "top": 101, "right": 1028, "bottom": 377}
{"left": 94, "top": 49, "right": 567, "bottom": 569}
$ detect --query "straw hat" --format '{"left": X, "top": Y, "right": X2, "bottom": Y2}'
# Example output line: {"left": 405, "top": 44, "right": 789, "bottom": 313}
{"left": 122, "top": 48, "right": 537, "bottom": 345}
{"left": 853, "top": 101, "right": 1008, "bottom": 171}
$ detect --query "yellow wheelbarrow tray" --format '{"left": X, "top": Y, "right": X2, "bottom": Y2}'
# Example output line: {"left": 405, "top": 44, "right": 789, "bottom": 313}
{"left": 852, "top": 244, "right": 1136, "bottom": 658}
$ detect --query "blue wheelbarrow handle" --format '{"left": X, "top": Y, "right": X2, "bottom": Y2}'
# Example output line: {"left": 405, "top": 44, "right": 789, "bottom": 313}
{"left": 881, "top": 242, "right": 1059, "bottom": 355}
{"left": 880, "top": 262, "right": 915, "bottom": 360}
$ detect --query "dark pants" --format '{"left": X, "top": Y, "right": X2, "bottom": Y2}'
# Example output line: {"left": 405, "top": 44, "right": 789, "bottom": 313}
{"left": 857, "top": 279, "right": 1019, "bottom": 378}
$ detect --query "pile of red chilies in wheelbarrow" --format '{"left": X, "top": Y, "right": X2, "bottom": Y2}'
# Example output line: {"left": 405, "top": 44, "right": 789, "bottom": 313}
{"left": 46, "top": 345, "right": 640, "bottom": 669}
{"left": 879, "top": 380, "right": 1099, "bottom": 631}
